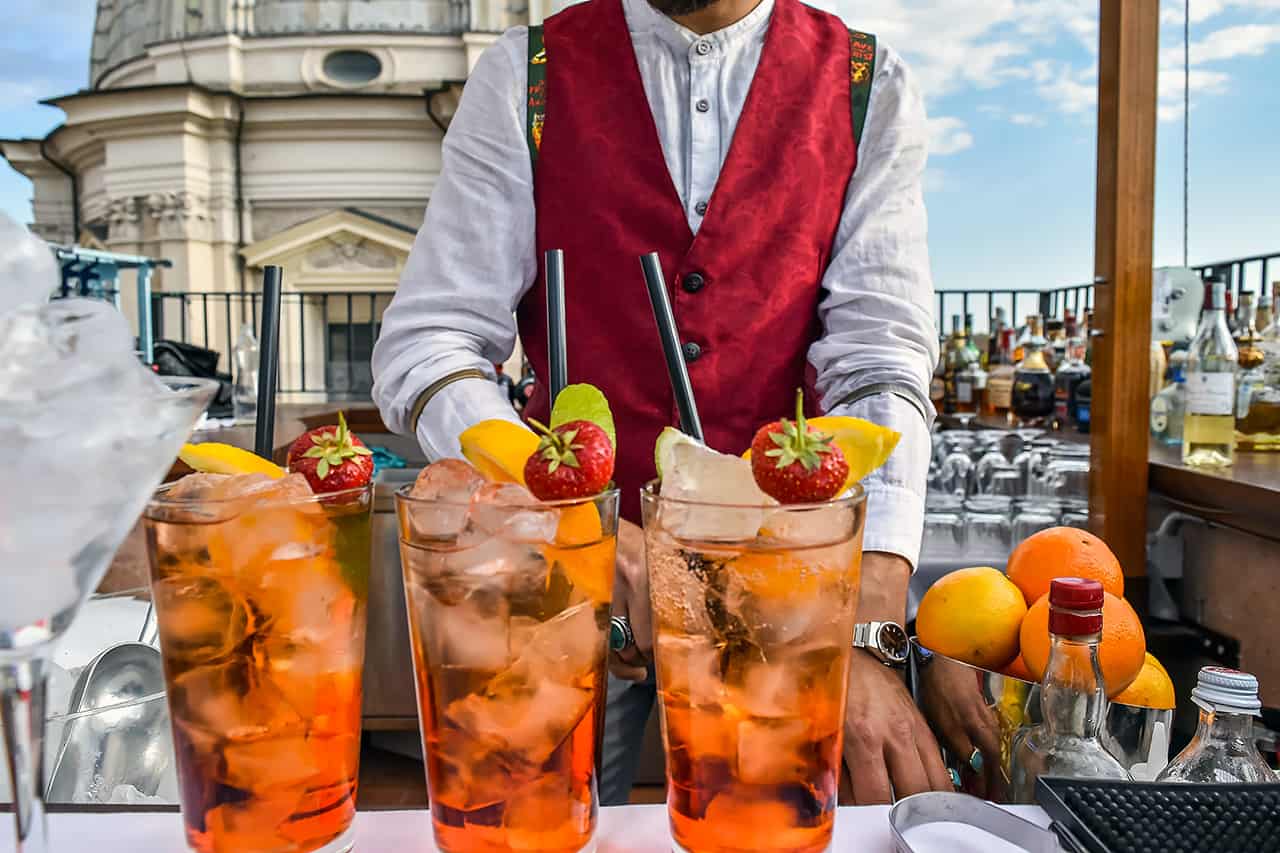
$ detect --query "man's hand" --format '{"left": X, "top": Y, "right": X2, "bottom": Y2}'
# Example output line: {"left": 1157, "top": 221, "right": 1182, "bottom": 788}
{"left": 841, "top": 551, "right": 951, "bottom": 803}
{"left": 609, "top": 517, "right": 651, "bottom": 681}
{"left": 842, "top": 649, "right": 952, "bottom": 803}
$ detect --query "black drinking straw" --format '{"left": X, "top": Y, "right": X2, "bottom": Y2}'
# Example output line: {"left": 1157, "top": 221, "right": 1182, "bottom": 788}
{"left": 639, "top": 252, "right": 704, "bottom": 441}
{"left": 545, "top": 249, "right": 568, "bottom": 405}
{"left": 253, "top": 265, "right": 283, "bottom": 460}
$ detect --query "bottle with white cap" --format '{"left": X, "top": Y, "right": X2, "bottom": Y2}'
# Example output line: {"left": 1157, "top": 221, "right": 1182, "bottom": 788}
{"left": 1156, "top": 667, "right": 1277, "bottom": 783}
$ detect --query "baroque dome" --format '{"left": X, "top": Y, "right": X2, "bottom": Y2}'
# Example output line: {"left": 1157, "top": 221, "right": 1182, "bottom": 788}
{"left": 90, "top": 0, "right": 470, "bottom": 87}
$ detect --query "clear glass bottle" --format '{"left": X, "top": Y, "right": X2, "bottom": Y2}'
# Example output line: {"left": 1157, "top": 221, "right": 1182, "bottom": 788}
{"left": 1183, "top": 278, "right": 1239, "bottom": 468}
{"left": 955, "top": 314, "right": 987, "bottom": 415}
{"left": 1156, "top": 667, "right": 1276, "bottom": 784}
{"left": 1151, "top": 352, "right": 1187, "bottom": 446}
{"left": 1010, "top": 578, "right": 1131, "bottom": 803}
{"left": 1011, "top": 316, "right": 1055, "bottom": 428}
{"left": 232, "top": 321, "right": 259, "bottom": 425}
{"left": 942, "top": 314, "right": 964, "bottom": 414}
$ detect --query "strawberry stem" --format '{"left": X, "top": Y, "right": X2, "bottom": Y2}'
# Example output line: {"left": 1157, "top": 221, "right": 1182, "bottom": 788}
{"left": 764, "top": 388, "right": 834, "bottom": 472}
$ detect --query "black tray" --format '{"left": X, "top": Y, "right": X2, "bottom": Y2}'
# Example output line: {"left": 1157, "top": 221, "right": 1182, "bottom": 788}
{"left": 1036, "top": 777, "right": 1280, "bottom": 853}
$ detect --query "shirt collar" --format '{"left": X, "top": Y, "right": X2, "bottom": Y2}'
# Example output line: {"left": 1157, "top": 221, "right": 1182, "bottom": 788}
{"left": 622, "top": 0, "right": 774, "bottom": 55}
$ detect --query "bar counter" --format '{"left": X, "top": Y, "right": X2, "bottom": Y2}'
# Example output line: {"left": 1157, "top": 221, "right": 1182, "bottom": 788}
{"left": 1148, "top": 442, "right": 1280, "bottom": 542}
{"left": 0, "top": 804, "right": 1051, "bottom": 852}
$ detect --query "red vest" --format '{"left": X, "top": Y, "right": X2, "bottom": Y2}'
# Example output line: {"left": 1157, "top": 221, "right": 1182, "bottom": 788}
{"left": 517, "top": 0, "right": 859, "bottom": 520}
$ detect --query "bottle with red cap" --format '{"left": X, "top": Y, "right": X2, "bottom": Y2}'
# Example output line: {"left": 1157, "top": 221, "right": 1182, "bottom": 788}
{"left": 1155, "top": 667, "right": 1277, "bottom": 783}
{"left": 1010, "top": 577, "right": 1131, "bottom": 803}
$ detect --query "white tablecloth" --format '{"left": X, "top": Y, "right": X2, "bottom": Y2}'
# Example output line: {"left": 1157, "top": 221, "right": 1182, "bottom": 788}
{"left": 0, "top": 803, "right": 1051, "bottom": 852}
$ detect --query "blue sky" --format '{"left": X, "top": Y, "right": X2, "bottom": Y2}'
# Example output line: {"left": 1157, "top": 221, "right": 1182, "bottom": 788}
{"left": 2, "top": 0, "right": 1278, "bottom": 296}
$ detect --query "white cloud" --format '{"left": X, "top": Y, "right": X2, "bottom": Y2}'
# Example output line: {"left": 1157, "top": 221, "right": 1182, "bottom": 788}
{"left": 922, "top": 167, "right": 947, "bottom": 192}
{"left": 1174, "top": 24, "right": 1280, "bottom": 64}
{"left": 1010, "top": 113, "right": 1047, "bottom": 126}
{"left": 1032, "top": 61, "right": 1098, "bottom": 115}
{"left": 928, "top": 116, "right": 975, "bottom": 155}
{"left": 1161, "top": 0, "right": 1280, "bottom": 26}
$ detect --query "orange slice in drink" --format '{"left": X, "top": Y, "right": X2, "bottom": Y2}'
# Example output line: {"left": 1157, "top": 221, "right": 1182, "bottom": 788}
{"left": 743, "top": 415, "right": 900, "bottom": 493}
{"left": 179, "top": 443, "right": 286, "bottom": 478}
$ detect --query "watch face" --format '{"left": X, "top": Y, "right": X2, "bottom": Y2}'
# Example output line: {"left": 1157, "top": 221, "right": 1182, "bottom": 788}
{"left": 877, "top": 623, "right": 910, "bottom": 663}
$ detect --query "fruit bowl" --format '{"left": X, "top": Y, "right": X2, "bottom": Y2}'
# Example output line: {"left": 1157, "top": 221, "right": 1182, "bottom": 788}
{"left": 909, "top": 639, "right": 1174, "bottom": 803}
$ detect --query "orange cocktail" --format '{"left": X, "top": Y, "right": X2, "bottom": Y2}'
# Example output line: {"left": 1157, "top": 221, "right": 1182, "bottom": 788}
{"left": 397, "top": 461, "right": 618, "bottom": 853}
{"left": 146, "top": 473, "right": 372, "bottom": 853}
{"left": 643, "top": 485, "right": 865, "bottom": 853}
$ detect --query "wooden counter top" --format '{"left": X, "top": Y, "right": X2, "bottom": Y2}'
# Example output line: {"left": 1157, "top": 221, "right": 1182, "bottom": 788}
{"left": 1147, "top": 441, "right": 1280, "bottom": 540}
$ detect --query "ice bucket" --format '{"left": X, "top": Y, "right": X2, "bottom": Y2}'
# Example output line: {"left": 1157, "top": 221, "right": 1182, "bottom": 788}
{"left": 910, "top": 640, "right": 1173, "bottom": 802}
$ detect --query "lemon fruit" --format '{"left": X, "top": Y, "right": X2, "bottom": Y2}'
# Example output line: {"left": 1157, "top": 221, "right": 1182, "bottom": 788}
{"left": 917, "top": 567, "right": 1027, "bottom": 670}
{"left": 459, "top": 419, "right": 541, "bottom": 483}
{"left": 179, "top": 443, "right": 285, "bottom": 478}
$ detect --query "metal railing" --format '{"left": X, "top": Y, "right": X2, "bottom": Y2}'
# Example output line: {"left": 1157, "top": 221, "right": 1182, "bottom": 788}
{"left": 936, "top": 250, "right": 1280, "bottom": 336}
{"left": 150, "top": 290, "right": 396, "bottom": 398}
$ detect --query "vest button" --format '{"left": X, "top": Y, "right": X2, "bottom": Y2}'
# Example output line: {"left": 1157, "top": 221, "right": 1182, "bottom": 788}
{"left": 694, "top": 201, "right": 708, "bottom": 216}
{"left": 682, "top": 272, "right": 706, "bottom": 293}
{"left": 695, "top": 99, "right": 711, "bottom": 113}
{"left": 682, "top": 341, "right": 702, "bottom": 362}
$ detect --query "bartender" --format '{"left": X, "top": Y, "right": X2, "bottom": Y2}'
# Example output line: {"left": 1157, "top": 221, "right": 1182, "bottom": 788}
{"left": 372, "top": 0, "right": 945, "bottom": 805}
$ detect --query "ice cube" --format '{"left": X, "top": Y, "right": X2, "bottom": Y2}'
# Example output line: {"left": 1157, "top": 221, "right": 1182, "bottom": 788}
{"left": 205, "top": 792, "right": 302, "bottom": 850}
{"left": 169, "top": 658, "right": 306, "bottom": 745}
{"left": 736, "top": 716, "right": 811, "bottom": 785}
{"left": 508, "top": 601, "right": 604, "bottom": 684}
{"left": 500, "top": 773, "right": 585, "bottom": 844}
{"left": 737, "top": 661, "right": 804, "bottom": 718}
{"left": 166, "top": 473, "right": 235, "bottom": 500}
{"left": 654, "top": 633, "right": 726, "bottom": 708}
{"left": 449, "top": 679, "right": 594, "bottom": 769}
{"left": 660, "top": 443, "right": 774, "bottom": 541}
{"left": 645, "top": 543, "right": 717, "bottom": 636}
{"left": 469, "top": 482, "right": 560, "bottom": 543}
{"left": 757, "top": 503, "right": 858, "bottom": 547}
{"left": 0, "top": 214, "right": 59, "bottom": 316}
{"left": 411, "top": 459, "right": 485, "bottom": 501}
{"left": 221, "top": 734, "right": 323, "bottom": 791}
{"left": 153, "top": 575, "right": 250, "bottom": 665}
{"left": 417, "top": 586, "right": 514, "bottom": 672}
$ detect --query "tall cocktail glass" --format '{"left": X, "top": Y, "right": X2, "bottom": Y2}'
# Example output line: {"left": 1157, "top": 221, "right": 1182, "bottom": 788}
{"left": 145, "top": 477, "right": 373, "bottom": 853}
{"left": 642, "top": 483, "right": 866, "bottom": 853}
{"left": 396, "top": 481, "right": 619, "bottom": 853}
{"left": 0, "top": 356, "right": 216, "bottom": 852}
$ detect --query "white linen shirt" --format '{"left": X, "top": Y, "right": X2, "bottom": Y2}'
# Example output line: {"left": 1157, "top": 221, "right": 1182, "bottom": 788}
{"left": 371, "top": 0, "right": 939, "bottom": 566}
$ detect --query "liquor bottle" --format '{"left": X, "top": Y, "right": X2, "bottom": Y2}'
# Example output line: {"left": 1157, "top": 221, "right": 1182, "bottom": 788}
{"left": 1256, "top": 288, "right": 1274, "bottom": 336}
{"left": 1074, "top": 379, "right": 1092, "bottom": 433}
{"left": 232, "top": 322, "right": 259, "bottom": 424}
{"left": 1011, "top": 315, "right": 1054, "bottom": 427}
{"left": 1183, "top": 278, "right": 1239, "bottom": 468}
{"left": 1010, "top": 579, "right": 1131, "bottom": 803}
{"left": 1012, "top": 315, "right": 1035, "bottom": 364}
{"left": 954, "top": 314, "right": 987, "bottom": 415}
{"left": 1150, "top": 352, "right": 1187, "bottom": 446}
{"left": 1054, "top": 331, "right": 1091, "bottom": 430}
{"left": 1156, "top": 668, "right": 1276, "bottom": 784}
{"left": 1225, "top": 290, "right": 1237, "bottom": 337}
{"left": 942, "top": 315, "right": 964, "bottom": 414}
{"left": 1046, "top": 318, "right": 1066, "bottom": 372}
{"left": 984, "top": 329, "right": 1016, "bottom": 418}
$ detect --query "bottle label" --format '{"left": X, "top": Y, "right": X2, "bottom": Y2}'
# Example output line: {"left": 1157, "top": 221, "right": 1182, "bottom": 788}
{"left": 957, "top": 381, "right": 973, "bottom": 404}
{"left": 1150, "top": 396, "right": 1170, "bottom": 435}
{"left": 988, "top": 377, "right": 1012, "bottom": 409}
{"left": 1185, "top": 372, "right": 1235, "bottom": 416}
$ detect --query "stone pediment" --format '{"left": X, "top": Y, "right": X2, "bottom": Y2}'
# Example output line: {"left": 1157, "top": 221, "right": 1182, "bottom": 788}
{"left": 240, "top": 208, "right": 415, "bottom": 289}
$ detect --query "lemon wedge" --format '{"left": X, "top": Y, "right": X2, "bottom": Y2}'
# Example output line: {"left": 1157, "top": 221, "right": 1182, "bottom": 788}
{"left": 459, "top": 419, "right": 541, "bottom": 484}
{"left": 179, "top": 443, "right": 286, "bottom": 478}
{"left": 743, "top": 415, "right": 900, "bottom": 493}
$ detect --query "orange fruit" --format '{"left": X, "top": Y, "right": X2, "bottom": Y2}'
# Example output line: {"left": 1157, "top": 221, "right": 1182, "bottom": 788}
{"left": 917, "top": 567, "right": 1027, "bottom": 670}
{"left": 1112, "top": 653, "right": 1176, "bottom": 710}
{"left": 1006, "top": 527, "right": 1124, "bottom": 606}
{"left": 1020, "top": 591, "right": 1146, "bottom": 697}
{"left": 459, "top": 419, "right": 540, "bottom": 483}
{"left": 1001, "top": 653, "right": 1034, "bottom": 682}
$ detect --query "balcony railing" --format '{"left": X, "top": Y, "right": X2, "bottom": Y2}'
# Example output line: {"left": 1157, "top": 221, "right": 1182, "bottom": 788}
{"left": 150, "top": 290, "right": 396, "bottom": 398}
{"left": 935, "top": 250, "right": 1279, "bottom": 336}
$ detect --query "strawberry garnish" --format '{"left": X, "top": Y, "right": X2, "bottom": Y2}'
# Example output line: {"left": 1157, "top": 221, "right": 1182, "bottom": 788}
{"left": 750, "top": 390, "right": 850, "bottom": 503}
{"left": 523, "top": 419, "right": 615, "bottom": 501}
{"left": 286, "top": 412, "right": 374, "bottom": 494}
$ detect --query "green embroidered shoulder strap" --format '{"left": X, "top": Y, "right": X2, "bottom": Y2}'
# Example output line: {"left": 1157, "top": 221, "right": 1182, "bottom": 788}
{"left": 848, "top": 29, "right": 877, "bottom": 152}
{"left": 526, "top": 25, "right": 547, "bottom": 166}
{"left": 524, "top": 24, "right": 877, "bottom": 169}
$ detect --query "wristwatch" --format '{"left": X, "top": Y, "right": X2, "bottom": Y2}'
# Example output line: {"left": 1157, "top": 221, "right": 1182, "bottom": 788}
{"left": 853, "top": 621, "right": 910, "bottom": 667}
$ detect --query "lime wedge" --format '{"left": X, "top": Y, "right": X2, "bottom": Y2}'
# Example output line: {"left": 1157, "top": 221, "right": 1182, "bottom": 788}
{"left": 550, "top": 383, "right": 616, "bottom": 449}
{"left": 654, "top": 426, "right": 700, "bottom": 480}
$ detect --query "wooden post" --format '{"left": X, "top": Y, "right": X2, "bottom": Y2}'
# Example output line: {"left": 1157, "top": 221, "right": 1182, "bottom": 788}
{"left": 1090, "top": 0, "right": 1160, "bottom": 577}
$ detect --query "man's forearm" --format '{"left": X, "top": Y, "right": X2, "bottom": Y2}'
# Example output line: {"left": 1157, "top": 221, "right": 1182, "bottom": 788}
{"left": 856, "top": 551, "right": 911, "bottom": 624}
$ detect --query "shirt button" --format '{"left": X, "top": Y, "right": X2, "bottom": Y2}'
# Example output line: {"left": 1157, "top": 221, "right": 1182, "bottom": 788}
{"left": 682, "top": 272, "right": 706, "bottom": 293}
{"left": 695, "top": 99, "right": 711, "bottom": 113}
{"left": 694, "top": 201, "right": 708, "bottom": 216}
{"left": 694, "top": 40, "right": 712, "bottom": 56}
{"left": 682, "top": 341, "right": 702, "bottom": 362}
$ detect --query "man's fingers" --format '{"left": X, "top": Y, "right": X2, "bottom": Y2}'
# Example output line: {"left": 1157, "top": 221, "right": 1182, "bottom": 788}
{"left": 607, "top": 655, "right": 648, "bottom": 682}
{"left": 884, "top": 737, "right": 931, "bottom": 799}
{"left": 845, "top": 735, "right": 893, "bottom": 805}
{"left": 914, "top": 720, "right": 954, "bottom": 792}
